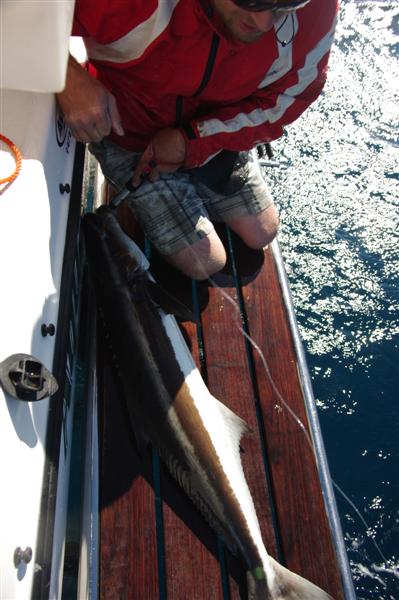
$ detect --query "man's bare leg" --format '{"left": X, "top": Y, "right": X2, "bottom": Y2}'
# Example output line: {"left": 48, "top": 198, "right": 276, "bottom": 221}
{"left": 166, "top": 229, "right": 226, "bottom": 280}
{"left": 226, "top": 204, "right": 279, "bottom": 249}
{"left": 165, "top": 205, "right": 278, "bottom": 279}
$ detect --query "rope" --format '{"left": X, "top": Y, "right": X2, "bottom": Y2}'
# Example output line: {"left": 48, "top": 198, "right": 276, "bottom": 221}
{"left": 0, "top": 134, "right": 22, "bottom": 186}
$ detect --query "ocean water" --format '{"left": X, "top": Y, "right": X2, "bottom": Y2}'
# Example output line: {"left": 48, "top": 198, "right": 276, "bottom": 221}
{"left": 265, "top": 1, "right": 398, "bottom": 598}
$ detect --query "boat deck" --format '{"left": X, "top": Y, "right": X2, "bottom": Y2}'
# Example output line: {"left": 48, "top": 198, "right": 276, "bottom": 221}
{"left": 96, "top": 204, "right": 346, "bottom": 599}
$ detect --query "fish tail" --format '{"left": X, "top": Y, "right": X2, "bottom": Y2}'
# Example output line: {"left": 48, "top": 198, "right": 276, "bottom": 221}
{"left": 246, "top": 558, "right": 334, "bottom": 600}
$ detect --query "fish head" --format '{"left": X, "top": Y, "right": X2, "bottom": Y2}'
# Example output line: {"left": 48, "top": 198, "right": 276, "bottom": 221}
{"left": 83, "top": 206, "right": 150, "bottom": 286}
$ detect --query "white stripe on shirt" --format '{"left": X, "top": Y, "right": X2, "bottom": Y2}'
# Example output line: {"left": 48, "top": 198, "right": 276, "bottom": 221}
{"left": 196, "top": 14, "right": 337, "bottom": 139}
{"left": 84, "top": 0, "right": 180, "bottom": 63}
{"left": 257, "top": 13, "right": 298, "bottom": 89}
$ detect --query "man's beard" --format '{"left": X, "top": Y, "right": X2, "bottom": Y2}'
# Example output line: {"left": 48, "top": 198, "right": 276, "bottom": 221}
{"left": 219, "top": 13, "right": 269, "bottom": 44}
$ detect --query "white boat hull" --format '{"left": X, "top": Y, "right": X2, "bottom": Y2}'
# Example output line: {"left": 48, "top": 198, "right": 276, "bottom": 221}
{"left": 0, "top": 88, "right": 82, "bottom": 600}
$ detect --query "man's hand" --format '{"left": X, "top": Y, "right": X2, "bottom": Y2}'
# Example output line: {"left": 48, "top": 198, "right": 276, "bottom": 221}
{"left": 56, "top": 55, "right": 124, "bottom": 143}
{"left": 132, "top": 128, "right": 186, "bottom": 187}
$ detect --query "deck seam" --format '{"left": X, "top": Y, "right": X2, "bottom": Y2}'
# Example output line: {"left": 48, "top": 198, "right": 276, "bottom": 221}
{"left": 224, "top": 226, "right": 285, "bottom": 564}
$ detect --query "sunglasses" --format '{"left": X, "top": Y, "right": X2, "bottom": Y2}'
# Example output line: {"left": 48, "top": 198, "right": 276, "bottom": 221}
{"left": 231, "top": 0, "right": 310, "bottom": 12}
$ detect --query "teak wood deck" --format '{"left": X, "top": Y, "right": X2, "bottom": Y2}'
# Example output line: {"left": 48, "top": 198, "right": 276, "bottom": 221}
{"left": 96, "top": 203, "right": 346, "bottom": 600}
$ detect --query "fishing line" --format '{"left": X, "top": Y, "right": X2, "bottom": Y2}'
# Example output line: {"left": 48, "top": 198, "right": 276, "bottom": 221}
{"left": 179, "top": 224, "right": 315, "bottom": 452}
{"left": 331, "top": 480, "right": 393, "bottom": 569}
{"left": 207, "top": 273, "right": 313, "bottom": 448}
{"left": 205, "top": 260, "right": 397, "bottom": 579}
{"left": 180, "top": 242, "right": 318, "bottom": 448}
{"left": 174, "top": 173, "right": 397, "bottom": 582}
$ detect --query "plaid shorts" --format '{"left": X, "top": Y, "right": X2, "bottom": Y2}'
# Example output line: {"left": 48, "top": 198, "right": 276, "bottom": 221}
{"left": 89, "top": 138, "right": 273, "bottom": 256}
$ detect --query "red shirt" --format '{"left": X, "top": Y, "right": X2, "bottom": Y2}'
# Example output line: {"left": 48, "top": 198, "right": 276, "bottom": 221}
{"left": 73, "top": 0, "right": 338, "bottom": 167}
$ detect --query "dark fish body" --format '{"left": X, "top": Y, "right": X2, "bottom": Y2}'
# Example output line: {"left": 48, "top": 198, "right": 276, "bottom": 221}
{"left": 83, "top": 207, "right": 334, "bottom": 600}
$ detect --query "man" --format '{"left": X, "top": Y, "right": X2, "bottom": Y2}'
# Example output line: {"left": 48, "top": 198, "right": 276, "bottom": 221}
{"left": 58, "top": 0, "right": 338, "bottom": 279}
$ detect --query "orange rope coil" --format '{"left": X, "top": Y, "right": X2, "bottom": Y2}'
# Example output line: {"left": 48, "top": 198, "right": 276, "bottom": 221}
{"left": 0, "top": 133, "right": 22, "bottom": 185}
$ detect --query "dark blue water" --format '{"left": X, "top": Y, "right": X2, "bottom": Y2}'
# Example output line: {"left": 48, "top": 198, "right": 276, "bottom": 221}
{"left": 265, "top": 1, "right": 399, "bottom": 597}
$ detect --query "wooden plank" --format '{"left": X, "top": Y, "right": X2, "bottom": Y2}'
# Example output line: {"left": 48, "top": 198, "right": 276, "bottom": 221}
{"left": 237, "top": 240, "right": 345, "bottom": 599}
{"left": 197, "top": 270, "right": 280, "bottom": 598}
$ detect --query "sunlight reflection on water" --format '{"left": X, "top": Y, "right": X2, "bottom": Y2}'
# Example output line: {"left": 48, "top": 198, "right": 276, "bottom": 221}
{"left": 263, "top": 1, "right": 399, "bottom": 597}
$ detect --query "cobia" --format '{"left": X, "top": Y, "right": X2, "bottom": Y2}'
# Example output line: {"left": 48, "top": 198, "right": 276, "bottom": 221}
{"left": 83, "top": 206, "right": 333, "bottom": 600}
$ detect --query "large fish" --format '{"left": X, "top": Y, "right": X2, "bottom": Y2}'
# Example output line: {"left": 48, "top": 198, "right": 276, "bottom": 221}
{"left": 83, "top": 206, "right": 334, "bottom": 600}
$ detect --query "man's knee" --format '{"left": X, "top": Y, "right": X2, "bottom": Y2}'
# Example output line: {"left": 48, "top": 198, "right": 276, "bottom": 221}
{"left": 227, "top": 204, "right": 279, "bottom": 250}
{"left": 166, "top": 231, "right": 227, "bottom": 280}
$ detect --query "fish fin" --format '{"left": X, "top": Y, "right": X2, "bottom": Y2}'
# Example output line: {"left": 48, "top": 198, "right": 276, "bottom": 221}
{"left": 213, "top": 397, "right": 252, "bottom": 442}
{"left": 246, "top": 557, "right": 334, "bottom": 600}
{"left": 146, "top": 280, "right": 197, "bottom": 323}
